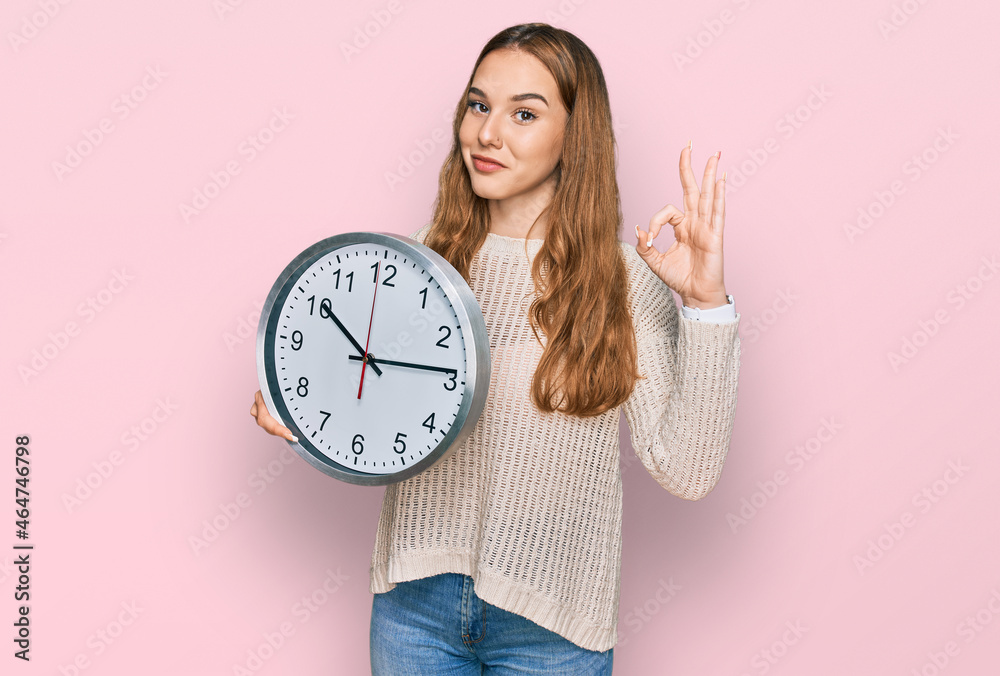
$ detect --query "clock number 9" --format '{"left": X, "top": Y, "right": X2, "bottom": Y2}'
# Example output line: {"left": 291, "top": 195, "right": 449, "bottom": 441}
{"left": 291, "top": 330, "right": 303, "bottom": 351}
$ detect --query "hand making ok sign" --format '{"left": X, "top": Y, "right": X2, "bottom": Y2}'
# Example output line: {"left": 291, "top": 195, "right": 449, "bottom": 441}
{"left": 635, "top": 142, "right": 729, "bottom": 310}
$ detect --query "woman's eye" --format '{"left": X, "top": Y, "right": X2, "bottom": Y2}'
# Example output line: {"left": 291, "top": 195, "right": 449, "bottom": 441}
{"left": 465, "top": 101, "right": 536, "bottom": 123}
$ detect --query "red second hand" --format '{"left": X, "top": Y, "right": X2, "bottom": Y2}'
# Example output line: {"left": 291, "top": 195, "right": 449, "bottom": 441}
{"left": 357, "top": 261, "right": 381, "bottom": 399}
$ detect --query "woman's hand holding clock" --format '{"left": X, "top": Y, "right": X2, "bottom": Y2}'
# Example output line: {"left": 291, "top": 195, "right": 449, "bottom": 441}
{"left": 250, "top": 389, "right": 297, "bottom": 442}
{"left": 635, "top": 143, "right": 729, "bottom": 310}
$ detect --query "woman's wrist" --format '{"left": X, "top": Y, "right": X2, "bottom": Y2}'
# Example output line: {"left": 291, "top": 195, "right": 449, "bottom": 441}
{"left": 681, "top": 292, "right": 730, "bottom": 310}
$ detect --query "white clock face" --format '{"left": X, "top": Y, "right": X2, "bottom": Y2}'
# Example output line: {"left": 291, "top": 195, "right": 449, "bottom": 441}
{"left": 267, "top": 242, "right": 468, "bottom": 475}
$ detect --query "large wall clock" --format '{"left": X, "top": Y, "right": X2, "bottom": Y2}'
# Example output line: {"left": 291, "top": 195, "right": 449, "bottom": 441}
{"left": 256, "top": 231, "right": 490, "bottom": 486}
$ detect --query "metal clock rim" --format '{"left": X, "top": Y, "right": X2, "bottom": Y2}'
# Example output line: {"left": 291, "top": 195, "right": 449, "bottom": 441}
{"left": 255, "top": 230, "right": 491, "bottom": 486}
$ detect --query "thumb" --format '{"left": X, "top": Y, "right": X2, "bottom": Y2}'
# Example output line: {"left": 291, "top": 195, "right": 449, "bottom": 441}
{"left": 634, "top": 224, "right": 655, "bottom": 259}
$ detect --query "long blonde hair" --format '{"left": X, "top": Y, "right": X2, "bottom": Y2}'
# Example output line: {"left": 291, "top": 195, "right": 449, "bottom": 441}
{"left": 423, "top": 23, "right": 642, "bottom": 417}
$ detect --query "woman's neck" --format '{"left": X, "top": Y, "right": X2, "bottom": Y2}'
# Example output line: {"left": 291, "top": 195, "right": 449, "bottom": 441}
{"left": 486, "top": 186, "right": 554, "bottom": 240}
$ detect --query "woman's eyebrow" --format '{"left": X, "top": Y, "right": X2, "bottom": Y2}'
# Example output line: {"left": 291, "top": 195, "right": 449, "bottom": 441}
{"left": 468, "top": 86, "right": 549, "bottom": 107}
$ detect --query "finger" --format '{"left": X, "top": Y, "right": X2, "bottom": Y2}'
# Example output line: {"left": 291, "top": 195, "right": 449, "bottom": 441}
{"left": 647, "top": 204, "right": 685, "bottom": 247}
{"left": 679, "top": 143, "right": 700, "bottom": 215}
{"left": 699, "top": 151, "right": 720, "bottom": 221}
{"left": 260, "top": 411, "right": 296, "bottom": 442}
{"left": 254, "top": 390, "right": 297, "bottom": 441}
{"left": 265, "top": 417, "right": 297, "bottom": 442}
{"left": 713, "top": 173, "right": 726, "bottom": 235}
{"left": 634, "top": 223, "right": 651, "bottom": 251}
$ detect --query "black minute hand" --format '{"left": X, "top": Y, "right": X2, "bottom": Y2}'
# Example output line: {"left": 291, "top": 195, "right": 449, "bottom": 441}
{"left": 323, "top": 302, "right": 383, "bottom": 376}
{"left": 348, "top": 354, "right": 456, "bottom": 375}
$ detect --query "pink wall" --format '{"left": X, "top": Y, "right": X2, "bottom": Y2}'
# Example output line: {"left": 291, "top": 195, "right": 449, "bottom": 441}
{"left": 3, "top": 1, "right": 997, "bottom": 674}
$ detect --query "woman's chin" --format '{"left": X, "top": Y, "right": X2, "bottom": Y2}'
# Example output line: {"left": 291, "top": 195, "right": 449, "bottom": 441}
{"left": 468, "top": 180, "right": 504, "bottom": 201}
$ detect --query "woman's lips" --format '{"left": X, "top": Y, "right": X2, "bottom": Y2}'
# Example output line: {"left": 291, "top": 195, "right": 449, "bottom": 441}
{"left": 472, "top": 156, "right": 504, "bottom": 172}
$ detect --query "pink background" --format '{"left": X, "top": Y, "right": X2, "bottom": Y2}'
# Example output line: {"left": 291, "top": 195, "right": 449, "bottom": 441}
{"left": 3, "top": 1, "right": 998, "bottom": 674}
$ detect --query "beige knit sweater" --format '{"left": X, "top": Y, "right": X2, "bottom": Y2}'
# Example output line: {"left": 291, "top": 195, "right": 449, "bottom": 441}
{"left": 369, "top": 223, "right": 741, "bottom": 652}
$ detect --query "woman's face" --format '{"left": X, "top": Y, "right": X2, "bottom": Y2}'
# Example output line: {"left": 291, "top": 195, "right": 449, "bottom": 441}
{"left": 459, "top": 48, "right": 568, "bottom": 207}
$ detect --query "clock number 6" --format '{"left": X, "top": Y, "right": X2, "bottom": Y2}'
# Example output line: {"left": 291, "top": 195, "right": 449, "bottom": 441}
{"left": 352, "top": 434, "right": 364, "bottom": 455}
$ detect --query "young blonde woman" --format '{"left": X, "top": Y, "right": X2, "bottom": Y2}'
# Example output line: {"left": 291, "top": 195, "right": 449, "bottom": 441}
{"left": 251, "top": 22, "right": 741, "bottom": 675}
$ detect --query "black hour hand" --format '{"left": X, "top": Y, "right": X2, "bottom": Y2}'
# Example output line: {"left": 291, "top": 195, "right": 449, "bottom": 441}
{"left": 321, "top": 300, "right": 383, "bottom": 376}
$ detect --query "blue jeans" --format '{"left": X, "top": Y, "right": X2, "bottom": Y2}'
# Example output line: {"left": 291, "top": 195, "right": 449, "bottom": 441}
{"left": 370, "top": 572, "right": 614, "bottom": 675}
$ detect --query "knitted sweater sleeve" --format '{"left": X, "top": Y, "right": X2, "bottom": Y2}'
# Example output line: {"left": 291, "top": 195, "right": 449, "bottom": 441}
{"left": 619, "top": 244, "right": 742, "bottom": 500}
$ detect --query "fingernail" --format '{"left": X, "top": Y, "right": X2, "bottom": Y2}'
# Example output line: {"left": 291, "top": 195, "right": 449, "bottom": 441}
{"left": 688, "top": 139, "right": 692, "bottom": 151}
{"left": 647, "top": 236, "right": 653, "bottom": 247}
{"left": 722, "top": 170, "right": 727, "bottom": 181}
{"left": 634, "top": 224, "right": 641, "bottom": 242}
{"left": 716, "top": 150, "right": 722, "bottom": 160}
{"left": 288, "top": 434, "right": 298, "bottom": 442}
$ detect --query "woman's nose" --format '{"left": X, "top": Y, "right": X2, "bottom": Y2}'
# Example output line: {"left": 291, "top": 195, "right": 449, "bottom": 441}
{"left": 477, "top": 114, "right": 503, "bottom": 148}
